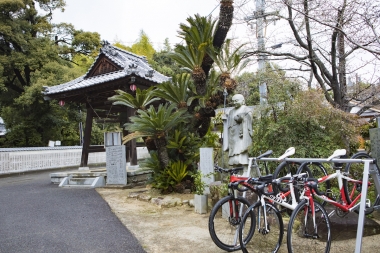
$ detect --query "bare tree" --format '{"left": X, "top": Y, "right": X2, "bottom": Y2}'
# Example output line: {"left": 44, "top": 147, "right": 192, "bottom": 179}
{"left": 236, "top": 0, "right": 380, "bottom": 113}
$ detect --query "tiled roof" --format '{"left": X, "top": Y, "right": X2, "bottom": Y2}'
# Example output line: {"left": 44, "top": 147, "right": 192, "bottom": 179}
{"left": 43, "top": 42, "right": 170, "bottom": 96}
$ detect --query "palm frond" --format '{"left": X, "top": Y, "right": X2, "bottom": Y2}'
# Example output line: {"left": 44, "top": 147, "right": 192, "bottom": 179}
{"left": 108, "top": 87, "right": 160, "bottom": 110}
{"left": 122, "top": 131, "right": 151, "bottom": 144}
{"left": 170, "top": 44, "right": 206, "bottom": 70}
{"left": 124, "top": 104, "right": 189, "bottom": 138}
{"left": 209, "top": 39, "right": 250, "bottom": 76}
{"left": 152, "top": 73, "right": 193, "bottom": 108}
{"left": 178, "top": 14, "right": 217, "bottom": 47}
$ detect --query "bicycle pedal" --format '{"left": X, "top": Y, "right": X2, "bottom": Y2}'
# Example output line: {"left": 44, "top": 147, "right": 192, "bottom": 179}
{"left": 366, "top": 199, "right": 371, "bottom": 208}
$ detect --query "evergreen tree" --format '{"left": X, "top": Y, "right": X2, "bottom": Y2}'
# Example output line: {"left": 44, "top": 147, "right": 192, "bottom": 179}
{"left": 0, "top": 0, "right": 101, "bottom": 147}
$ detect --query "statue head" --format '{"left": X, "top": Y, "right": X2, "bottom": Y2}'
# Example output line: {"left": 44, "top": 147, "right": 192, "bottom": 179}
{"left": 232, "top": 94, "right": 245, "bottom": 109}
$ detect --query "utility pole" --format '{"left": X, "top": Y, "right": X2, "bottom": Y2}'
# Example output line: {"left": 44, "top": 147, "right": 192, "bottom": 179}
{"left": 245, "top": 0, "right": 279, "bottom": 105}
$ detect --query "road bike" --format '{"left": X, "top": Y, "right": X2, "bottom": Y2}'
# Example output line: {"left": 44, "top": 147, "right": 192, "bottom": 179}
{"left": 237, "top": 171, "right": 316, "bottom": 253}
{"left": 237, "top": 149, "right": 345, "bottom": 252}
{"left": 296, "top": 151, "right": 380, "bottom": 216}
{"left": 272, "top": 147, "right": 331, "bottom": 206}
{"left": 288, "top": 151, "right": 380, "bottom": 252}
{"left": 286, "top": 178, "right": 332, "bottom": 253}
{"left": 208, "top": 150, "right": 273, "bottom": 251}
{"left": 343, "top": 151, "right": 380, "bottom": 214}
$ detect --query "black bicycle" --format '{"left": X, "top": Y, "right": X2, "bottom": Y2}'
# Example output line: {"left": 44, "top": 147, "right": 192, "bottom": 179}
{"left": 208, "top": 150, "right": 273, "bottom": 252}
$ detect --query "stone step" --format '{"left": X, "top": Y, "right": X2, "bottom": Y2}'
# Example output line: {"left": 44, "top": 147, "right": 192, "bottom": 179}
{"left": 69, "top": 177, "right": 96, "bottom": 185}
{"left": 59, "top": 175, "right": 105, "bottom": 188}
{"left": 51, "top": 167, "right": 152, "bottom": 189}
{"left": 59, "top": 184, "right": 95, "bottom": 189}
{"left": 50, "top": 169, "right": 106, "bottom": 184}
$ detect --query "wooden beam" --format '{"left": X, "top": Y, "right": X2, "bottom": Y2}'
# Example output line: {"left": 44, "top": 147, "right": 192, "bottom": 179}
{"left": 95, "top": 119, "right": 120, "bottom": 123}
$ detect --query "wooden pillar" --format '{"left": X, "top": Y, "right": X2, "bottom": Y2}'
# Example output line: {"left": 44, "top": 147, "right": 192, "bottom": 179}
{"left": 80, "top": 102, "right": 94, "bottom": 167}
{"left": 127, "top": 107, "right": 138, "bottom": 165}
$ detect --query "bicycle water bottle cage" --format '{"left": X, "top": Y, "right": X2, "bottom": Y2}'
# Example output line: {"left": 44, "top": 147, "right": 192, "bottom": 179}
{"left": 356, "top": 183, "right": 362, "bottom": 192}
{"left": 270, "top": 183, "right": 280, "bottom": 195}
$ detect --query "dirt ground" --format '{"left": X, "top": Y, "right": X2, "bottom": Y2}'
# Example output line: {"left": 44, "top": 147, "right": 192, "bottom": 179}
{"left": 97, "top": 187, "right": 380, "bottom": 253}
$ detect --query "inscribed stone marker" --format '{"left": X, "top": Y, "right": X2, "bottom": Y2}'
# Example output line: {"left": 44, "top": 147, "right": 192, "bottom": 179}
{"left": 200, "top": 147, "right": 215, "bottom": 194}
{"left": 106, "top": 145, "right": 127, "bottom": 185}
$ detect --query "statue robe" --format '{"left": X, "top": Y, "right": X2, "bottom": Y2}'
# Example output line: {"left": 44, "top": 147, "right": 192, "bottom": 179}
{"left": 226, "top": 105, "right": 253, "bottom": 166}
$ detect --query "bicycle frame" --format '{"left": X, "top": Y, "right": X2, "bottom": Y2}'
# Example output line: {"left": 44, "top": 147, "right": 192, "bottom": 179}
{"left": 238, "top": 174, "right": 305, "bottom": 239}
{"left": 226, "top": 153, "right": 273, "bottom": 217}
{"left": 212, "top": 151, "right": 273, "bottom": 248}
{"left": 312, "top": 170, "right": 372, "bottom": 213}
{"left": 228, "top": 157, "right": 266, "bottom": 244}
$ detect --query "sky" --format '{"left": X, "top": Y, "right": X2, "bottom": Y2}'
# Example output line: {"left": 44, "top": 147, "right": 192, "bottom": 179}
{"left": 50, "top": 1, "right": 378, "bottom": 84}
{"left": 52, "top": 0, "right": 238, "bottom": 50}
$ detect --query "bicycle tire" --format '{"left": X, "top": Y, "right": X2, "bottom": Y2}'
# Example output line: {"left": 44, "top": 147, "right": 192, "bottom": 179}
{"left": 239, "top": 201, "right": 284, "bottom": 253}
{"left": 343, "top": 152, "right": 380, "bottom": 215}
{"left": 296, "top": 162, "right": 331, "bottom": 207}
{"left": 287, "top": 200, "right": 331, "bottom": 253}
{"left": 208, "top": 195, "right": 255, "bottom": 252}
{"left": 272, "top": 161, "right": 302, "bottom": 214}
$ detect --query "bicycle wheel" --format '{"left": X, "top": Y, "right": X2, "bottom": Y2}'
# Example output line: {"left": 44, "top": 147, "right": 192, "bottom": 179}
{"left": 208, "top": 195, "right": 255, "bottom": 251}
{"left": 343, "top": 152, "right": 380, "bottom": 215}
{"left": 240, "top": 201, "right": 284, "bottom": 253}
{"left": 273, "top": 161, "right": 301, "bottom": 192}
{"left": 273, "top": 161, "right": 301, "bottom": 214}
{"left": 296, "top": 162, "right": 331, "bottom": 206}
{"left": 287, "top": 200, "right": 331, "bottom": 253}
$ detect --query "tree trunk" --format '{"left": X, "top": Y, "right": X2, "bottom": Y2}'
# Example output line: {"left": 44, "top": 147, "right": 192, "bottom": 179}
{"left": 337, "top": 6, "right": 349, "bottom": 112}
{"left": 195, "top": 0, "right": 234, "bottom": 138}
{"left": 155, "top": 138, "right": 169, "bottom": 169}
{"left": 202, "top": 0, "right": 234, "bottom": 77}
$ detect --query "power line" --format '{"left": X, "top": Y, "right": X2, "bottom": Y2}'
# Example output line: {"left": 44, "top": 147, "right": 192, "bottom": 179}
{"left": 208, "top": 3, "right": 221, "bottom": 17}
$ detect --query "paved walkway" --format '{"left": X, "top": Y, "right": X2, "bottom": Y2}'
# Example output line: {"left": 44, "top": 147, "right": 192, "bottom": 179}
{"left": 0, "top": 170, "right": 146, "bottom": 253}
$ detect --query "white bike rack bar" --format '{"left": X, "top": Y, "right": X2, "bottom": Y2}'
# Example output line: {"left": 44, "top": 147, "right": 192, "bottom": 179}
{"left": 355, "top": 160, "right": 370, "bottom": 253}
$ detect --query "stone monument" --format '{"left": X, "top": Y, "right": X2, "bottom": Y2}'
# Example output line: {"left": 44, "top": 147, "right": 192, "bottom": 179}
{"left": 105, "top": 132, "right": 127, "bottom": 186}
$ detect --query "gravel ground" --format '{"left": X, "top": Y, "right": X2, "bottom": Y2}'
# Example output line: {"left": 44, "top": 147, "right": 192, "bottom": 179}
{"left": 97, "top": 187, "right": 380, "bottom": 253}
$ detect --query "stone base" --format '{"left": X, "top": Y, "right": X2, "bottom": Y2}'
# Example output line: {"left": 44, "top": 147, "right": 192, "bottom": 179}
{"left": 194, "top": 194, "right": 208, "bottom": 214}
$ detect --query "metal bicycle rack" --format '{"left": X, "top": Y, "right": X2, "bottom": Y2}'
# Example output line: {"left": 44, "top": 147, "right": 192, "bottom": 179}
{"left": 258, "top": 156, "right": 380, "bottom": 253}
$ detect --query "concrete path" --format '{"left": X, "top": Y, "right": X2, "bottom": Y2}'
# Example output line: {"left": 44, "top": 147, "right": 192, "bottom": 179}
{"left": 0, "top": 170, "right": 146, "bottom": 253}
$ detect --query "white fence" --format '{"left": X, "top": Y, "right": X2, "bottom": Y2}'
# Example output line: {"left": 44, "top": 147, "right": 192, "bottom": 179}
{"left": 0, "top": 147, "right": 105, "bottom": 175}
{"left": 0, "top": 146, "right": 151, "bottom": 175}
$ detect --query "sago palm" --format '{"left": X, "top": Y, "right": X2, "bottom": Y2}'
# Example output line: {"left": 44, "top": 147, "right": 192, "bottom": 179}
{"left": 170, "top": 43, "right": 208, "bottom": 95}
{"left": 108, "top": 86, "right": 159, "bottom": 110}
{"left": 178, "top": 14, "right": 216, "bottom": 48}
{"left": 123, "top": 103, "right": 189, "bottom": 168}
{"left": 152, "top": 73, "right": 192, "bottom": 109}
{"left": 171, "top": 15, "right": 217, "bottom": 96}
{"left": 208, "top": 39, "right": 249, "bottom": 93}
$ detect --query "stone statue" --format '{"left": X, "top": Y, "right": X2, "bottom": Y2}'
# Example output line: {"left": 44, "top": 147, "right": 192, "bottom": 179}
{"left": 224, "top": 94, "right": 253, "bottom": 172}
